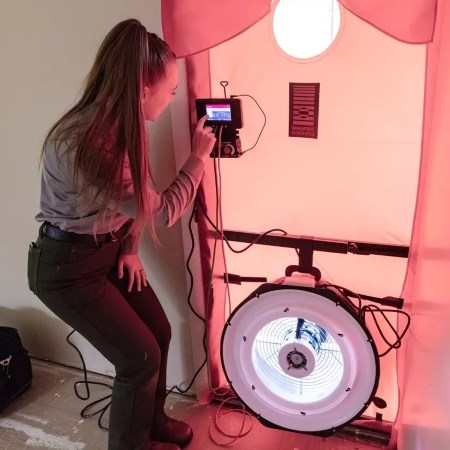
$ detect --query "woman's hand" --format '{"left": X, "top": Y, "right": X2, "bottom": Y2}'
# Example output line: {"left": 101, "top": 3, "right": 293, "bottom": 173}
{"left": 192, "top": 115, "right": 217, "bottom": 161}
{"left": 118, "top": 254, "right": 148, "bottom": 292}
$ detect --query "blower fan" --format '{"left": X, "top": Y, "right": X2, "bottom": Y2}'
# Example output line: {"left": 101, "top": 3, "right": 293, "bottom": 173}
{"left": 221, "top": 281, "right": 379, "bottom": 436}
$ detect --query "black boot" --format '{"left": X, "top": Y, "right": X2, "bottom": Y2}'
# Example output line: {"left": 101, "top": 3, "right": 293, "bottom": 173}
{"left": 151, "top": 415, "right": 193, "bottom": 448}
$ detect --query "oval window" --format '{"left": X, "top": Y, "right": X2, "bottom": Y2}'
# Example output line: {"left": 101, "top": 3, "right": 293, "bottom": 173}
{"left": 273, "top": 0, "right": 342, "bottom": 60}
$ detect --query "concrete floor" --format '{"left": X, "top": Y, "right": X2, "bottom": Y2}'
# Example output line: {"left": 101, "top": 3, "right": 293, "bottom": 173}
{"left": 0, "top": 359, "right": 389, "bottom": 450}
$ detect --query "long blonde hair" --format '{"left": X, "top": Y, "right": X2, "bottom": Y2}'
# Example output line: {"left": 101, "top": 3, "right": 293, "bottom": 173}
{"left": 41, "top": 19, "right": 176, "bottom": 237}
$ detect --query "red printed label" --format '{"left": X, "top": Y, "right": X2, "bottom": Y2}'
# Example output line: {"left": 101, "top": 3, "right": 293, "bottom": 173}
{"left": 289, "top": 83, "right": 320, "bottom": 139}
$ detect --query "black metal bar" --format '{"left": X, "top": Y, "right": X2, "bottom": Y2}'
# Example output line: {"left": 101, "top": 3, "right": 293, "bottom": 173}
{"left": 226, "top": 273, "right": 268, "bottom": 285}
{"left": 298, "top": 236, "right": 314, "bottom": 272}
{"left": 338, "top": 422, "right": 391, "bottom": 447}
{"left": 223, "top": 230, "right": 409, "bottom": 258}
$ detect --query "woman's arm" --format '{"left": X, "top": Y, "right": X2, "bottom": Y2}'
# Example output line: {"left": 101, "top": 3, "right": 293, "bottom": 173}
{"left": 117, "top": 153, "right": 206, "bottom": 227}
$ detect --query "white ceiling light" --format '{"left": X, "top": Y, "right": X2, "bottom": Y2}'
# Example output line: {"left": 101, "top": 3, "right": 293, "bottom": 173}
{"left": 221, "top": 284, "right": 379, "bottom": 434}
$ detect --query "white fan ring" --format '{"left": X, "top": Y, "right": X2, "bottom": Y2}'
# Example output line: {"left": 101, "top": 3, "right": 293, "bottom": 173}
{"left": 221, "top": 286, "right": 379, "bottom": 433}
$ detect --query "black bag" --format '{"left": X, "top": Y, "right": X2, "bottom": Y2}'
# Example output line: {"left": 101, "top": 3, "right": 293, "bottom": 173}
{"left": 0, "top": 326, "right": 33, "bottom": 411}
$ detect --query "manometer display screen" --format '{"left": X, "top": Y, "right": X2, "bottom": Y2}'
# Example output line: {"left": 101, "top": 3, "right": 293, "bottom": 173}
{"left": 206, "top": 104, "right": 232, "bottom": 121}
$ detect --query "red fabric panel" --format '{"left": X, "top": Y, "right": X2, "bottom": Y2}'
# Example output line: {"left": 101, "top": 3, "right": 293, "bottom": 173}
{"left": 161, "top": 0, "right": 272, "bottom": 57}
{"left": 162, "top": 1, "right": 437, "bottom": 58}
{"left": 174, "top": 1, "right": 437, "bottom": 417}
{"left": 339, "top": 0, "right": 437, "bottom": 43}
{"left": 395, "top": 0, "right": 450, "bottom": 448}
{"left": 206, "top": 7, "right": 425, "bottom": 425}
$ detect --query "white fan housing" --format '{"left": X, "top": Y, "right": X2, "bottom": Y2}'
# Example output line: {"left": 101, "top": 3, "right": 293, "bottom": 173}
{"left": 221, "top": 283, "right": 379, "bottom": 435}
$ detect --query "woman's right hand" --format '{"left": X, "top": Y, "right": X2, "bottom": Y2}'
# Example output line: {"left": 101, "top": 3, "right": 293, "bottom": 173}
{"left": 191, "top": 115, "right": 217, "bottom": 161}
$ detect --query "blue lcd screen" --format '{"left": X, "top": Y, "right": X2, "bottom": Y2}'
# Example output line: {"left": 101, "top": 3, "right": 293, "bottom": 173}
{"left": 206, "top": 104, "right": 232, "bottom": 121}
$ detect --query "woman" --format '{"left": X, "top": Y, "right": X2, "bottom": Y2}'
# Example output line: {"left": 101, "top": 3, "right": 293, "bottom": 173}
{"left": 27, "top": 19, "right": 216, "bottom": 450}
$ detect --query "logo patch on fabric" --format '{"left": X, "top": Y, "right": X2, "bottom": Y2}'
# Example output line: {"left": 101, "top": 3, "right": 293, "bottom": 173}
{"left": 289, "top": 83, "right": 320, "bottom": 139}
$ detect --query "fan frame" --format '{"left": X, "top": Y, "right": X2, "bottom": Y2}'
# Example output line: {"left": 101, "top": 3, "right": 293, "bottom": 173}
{"left": 220, "top": 282, "right": 380, "bottom": 436}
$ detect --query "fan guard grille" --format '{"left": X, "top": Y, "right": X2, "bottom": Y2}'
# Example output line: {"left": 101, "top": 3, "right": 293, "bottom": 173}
{"left": 254, "top": 317, "right": 344, "bottom": 403}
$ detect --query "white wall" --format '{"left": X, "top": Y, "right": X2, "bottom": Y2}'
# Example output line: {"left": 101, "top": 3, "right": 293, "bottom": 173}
{"left": 0, "top": 0, "right": 195, "bottom": 388}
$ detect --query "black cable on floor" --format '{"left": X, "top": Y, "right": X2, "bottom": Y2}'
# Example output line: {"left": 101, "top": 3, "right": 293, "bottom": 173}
{"left": 66, "top": 330, "right": 112, "bottom": 431}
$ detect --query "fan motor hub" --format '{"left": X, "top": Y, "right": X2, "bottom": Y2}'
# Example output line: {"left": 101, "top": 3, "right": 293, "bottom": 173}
{"left": 287, "top": 349, "right": 307, "bottom": 368}
{"left": 278, "top": 339, "right": 317, "bottom": 378}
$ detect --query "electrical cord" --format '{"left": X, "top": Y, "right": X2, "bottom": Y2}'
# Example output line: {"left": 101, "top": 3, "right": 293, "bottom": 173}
{"left": 215, "top": 131, "right": 233, "bottom": 319}
{"left": 185, "top": 205, "right": 207, "bottom": 323}
{"left": 165, "top": 358, "right": 208, "bottom": 398}
{"left": 322, "top": 283, "right": 411, "bottom": 358}
{"left": 196, "top": 199, "right": 289, "bottom": 254}
{"left": 168, "top": 125, "right": 228, "bottom": 399}
{"left": 205, "top": 127, "right": 234, "bottom": 398}
{"left": 230, "top": 94, "right": 266, "bottom": 153}
{"left": 208, "top": 397, "right": 253, "bottom": 446}
{"left": 165, "top": 193, "right": 211, "bottom": 397}
{"left": 66, "top": 330, "right": 112, "bottom": 431}
{"left": 361, "top": 304, "right": 411, "bottom": 357}
{"left": 204, "top": 131, "right": 253, "bottom": 443}
{"left": 321, "top": 282, "right": 363, "bottom": 316}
